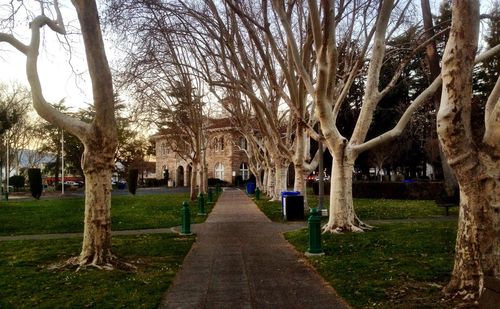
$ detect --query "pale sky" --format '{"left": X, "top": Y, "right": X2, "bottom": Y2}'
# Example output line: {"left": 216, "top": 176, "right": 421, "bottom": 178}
{"left": 0, "top": 0, "right": 496, "bottom": 114}
{"left": 0, "top": 1, "right": 103, "bottom": 112}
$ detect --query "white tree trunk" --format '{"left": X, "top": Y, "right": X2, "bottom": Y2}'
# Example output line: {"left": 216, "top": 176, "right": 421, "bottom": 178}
{"left": 266, "top": 166, "right": 275, "bottom": 198}
{"left": 322, "top": 153, "right": 370, "bottom": 233}
{"left": 79, "top": 168, "right": 114, "bottom": 267}
{"left": 272, "top": 162, "right": 288, "bottom": 201}
{"left": 293, "top": 127, "right": 308, "bottom": 196}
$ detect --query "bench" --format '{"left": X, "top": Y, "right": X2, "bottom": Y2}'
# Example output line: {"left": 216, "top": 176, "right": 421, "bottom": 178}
{"left": 435, "top": 193, "right": 459, "bottom": 216}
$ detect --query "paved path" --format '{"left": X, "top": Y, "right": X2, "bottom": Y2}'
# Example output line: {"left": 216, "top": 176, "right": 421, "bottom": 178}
{"left": 159, "top": 189, "right": 348, "bottom": 309}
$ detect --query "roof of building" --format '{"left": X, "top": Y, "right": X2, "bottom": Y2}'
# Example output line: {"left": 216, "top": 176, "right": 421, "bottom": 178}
{"left": 205, "top": 117, "right": 234, "bottom": 130}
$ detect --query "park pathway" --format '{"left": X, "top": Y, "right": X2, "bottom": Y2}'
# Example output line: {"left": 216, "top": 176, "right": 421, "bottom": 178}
{"left": 159, "top": 188, "right": 349, "bottom": 309}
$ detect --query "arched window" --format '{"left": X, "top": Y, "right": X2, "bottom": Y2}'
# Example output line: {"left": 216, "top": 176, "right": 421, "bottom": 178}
{"left": 219, "top": 137, "right": 224, "bottom": 151}
{"left": 215, "top": 162, "right": 224, "bottom": 180}
{"left": 240, "top": 162, "right": 249, "bottom": 180}
{"left": 213, "top": 137, "right": 219, "bottom": 151}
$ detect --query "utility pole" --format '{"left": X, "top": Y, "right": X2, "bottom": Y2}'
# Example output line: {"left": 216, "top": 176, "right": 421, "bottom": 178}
{"left": 5, "top": 132, "right": 9, "bottom": 200}
{"left": 61, "top": 130, "right": 64, "bottom": 195}
{"left": 318, "top": 140, "right": 324, "bottom": 211}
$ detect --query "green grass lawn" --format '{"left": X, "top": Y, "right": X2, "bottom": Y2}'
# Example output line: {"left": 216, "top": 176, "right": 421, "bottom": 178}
{"left": 253, "top": 192, "right": 463, "bottom": 307}
{"left": 254, "top": 193, "right": 456, "bottom": 222}
{"left": 0, "top": 193, "right": 216, "bottom": 236}
{"left": 0, "top": 234, "right": 194, "bottom": 308}
{"left": 286, "top": 221, "right": 461, "bottom": 308}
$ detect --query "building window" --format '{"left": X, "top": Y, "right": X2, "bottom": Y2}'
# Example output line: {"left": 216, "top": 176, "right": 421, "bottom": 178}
{"left": 160, "top": 142, "right": 169, "bottom": 156}
{"left": 215, "top": 162, "right": 224, "bottom": 180}
{"left": 240, "top": 162, "right": 249, "bottom": 181}
{"left": 213, "top": 137, "right": 224, "bottom": 152}
{"left": 239, "top": 137, "right": 247, "bottom": 150}
{"left": 219, "top": 137, "right": 224, "bottom": 151}
{"left": 213, "top": 137, "right": 219, "bottom": 151}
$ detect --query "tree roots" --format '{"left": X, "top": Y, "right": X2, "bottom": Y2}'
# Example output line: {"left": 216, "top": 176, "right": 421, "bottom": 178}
{"left": 322, "top": 217, "right": 373, "bottom": 233}
{"left": 47, "top": 254, "right": 136, "bottom": 272}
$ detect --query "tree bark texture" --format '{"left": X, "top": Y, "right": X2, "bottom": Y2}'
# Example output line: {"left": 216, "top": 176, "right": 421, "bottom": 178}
{"left": 273, "top": 162, "right": 288, "bottom": 201}
{"left": 323, "top": 152, "right": 369, "bottom": 232}
{"left": 438, "top": 0, "right": 499, "bottom": 300}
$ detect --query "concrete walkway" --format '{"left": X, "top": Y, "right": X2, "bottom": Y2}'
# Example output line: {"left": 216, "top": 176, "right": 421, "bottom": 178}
{"left": 159, "top": 189, "right": 348, "bottom": 309}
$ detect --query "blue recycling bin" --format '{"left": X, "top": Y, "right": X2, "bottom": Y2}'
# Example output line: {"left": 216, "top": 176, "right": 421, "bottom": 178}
{"left": 246, "top": 182, "right": 256, "bottom": 194}
{"left": 281, "top": 191, "right": 300, "bottom": 213}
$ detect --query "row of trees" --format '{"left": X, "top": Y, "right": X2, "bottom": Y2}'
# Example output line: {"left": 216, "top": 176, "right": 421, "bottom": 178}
{"left": 0, "top": 0, "right": 497, "bottom": 302}
{"left": 107, "top": 0, "right": 499, "bottom": 300}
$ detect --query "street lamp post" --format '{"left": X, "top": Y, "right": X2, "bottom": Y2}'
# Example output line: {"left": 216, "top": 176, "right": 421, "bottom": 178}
{"left": 61, "top": 130, "right": 64, "bottom": 195}
{"left": 318, "top": 140, "right": 324, "bottom": 212}
{"left": 5, "top": 132, "right": 9, "bottom": 201}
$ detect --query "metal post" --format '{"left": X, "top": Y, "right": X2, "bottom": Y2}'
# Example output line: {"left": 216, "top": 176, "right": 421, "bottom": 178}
{"left": 197, "top": 192, "right": 206, "bottom": 216}
{"left": 306, "top": 208, "right": 324, "bottom": 256}
{"left": 318, "top": 141, "right": 324, "bottom": 212}
{"left": 61, "top": 130, "right": 65, "bottom": 195}
{"left": 207, "top": 188, "right": 213, "bottom": 204}
{"left": 5, "top": 133, "right": 9, "bottom": 201}
{"left": 180, "top": 201, "right": 192, "bottom": 235}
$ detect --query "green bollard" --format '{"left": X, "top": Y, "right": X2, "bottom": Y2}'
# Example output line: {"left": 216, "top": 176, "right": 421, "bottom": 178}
{"left": 4, "top": 192, "right": 8, "bottom": 201}
{"left": 306, "top": 208, "right": 324, "bottom": 256}
{"left": 207, "top": 188, "right": 213, "bottom": 204}
{"left": 216, "top": 183, "right": 221, "bottom": 194}
{"left": 255, "top": 187, "right": 260, "bottom": 200}
{"left": 197, "top": 192, "right": 207, "bottom": 216}
{"left": 180, "top": 201, "right": 192, "bottom": 235}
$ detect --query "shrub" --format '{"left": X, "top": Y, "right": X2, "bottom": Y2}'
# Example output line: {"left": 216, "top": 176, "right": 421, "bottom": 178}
{"left": 208, "top": 178, "right": 230, "bottom": 187}
{"left": 311, "top": 181, "right": 445, "bottom": 200}
{"left": 144, "top": 178, "right": 167, "bottom": 187}
{"left": 27, "top": 169, "right": 43, "bottom": 199}
{"left": 9, "top": 175, "right": 25, "bottom": 191}
{"left": 128, "top": 169, "right": 139, "bottom": 195}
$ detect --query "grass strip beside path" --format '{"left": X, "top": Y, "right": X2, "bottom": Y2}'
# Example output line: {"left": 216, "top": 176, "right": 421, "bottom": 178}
{"left": 0, "top": 193, "right": 215, "bottom": 236}
{"left": 254, "top": 195, "right": 456, "bottom": 222}
{"left": 0, "top": 234, "right": 194, "bottom": 308}
{"left": 286, "top": 221, "right": 461, "bottom": 308}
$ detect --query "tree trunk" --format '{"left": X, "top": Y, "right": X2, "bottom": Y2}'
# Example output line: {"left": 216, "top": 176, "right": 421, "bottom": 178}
{"left": 438, "top": 0, "right": 499, "bottom": 299}
{"left": 265, "top": 166, "right": 274, "bottom": 197}
{"left": 421, "top": 0, "right": 458, "bottom": 196}
{"left": 293, "top": 164, "right": 306, "bottom": 194}
{"left": 322, "top": 153, "right": 370, "bottom": 233}
{"left": 272, "top": 162, "right": 288, "bottom": 201}
{"left": 79, "top": 168, "right": 113, "bottom": 267}
{"left": 190, "top": 160, "right": 198, "bottom": 200}
{"left": 293, "top": 126, "right": 308, "bottom": 200}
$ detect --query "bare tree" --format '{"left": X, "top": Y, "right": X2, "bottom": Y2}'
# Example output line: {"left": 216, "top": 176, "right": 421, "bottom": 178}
{"left": 271, "top": 0, "right": 499, "bottom": 233}
{"left": 420, "top": 0, "right": 458, "bottom": 195}
{"left": 0, "top": 1, "right": 120, "bottom": 269}
{"left": 107, "top": 0, "right": 210, "bottom": 199}
{"left": 438, "top": 0, "right": 500, "bottom": 301}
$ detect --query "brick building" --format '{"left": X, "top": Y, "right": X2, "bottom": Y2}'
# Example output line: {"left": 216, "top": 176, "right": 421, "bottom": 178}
{"left": 154, "top": 118, "right": 250, "bottom": 186}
